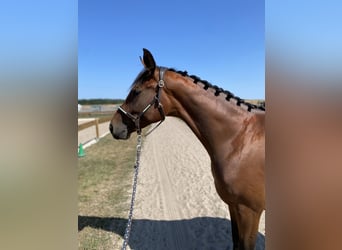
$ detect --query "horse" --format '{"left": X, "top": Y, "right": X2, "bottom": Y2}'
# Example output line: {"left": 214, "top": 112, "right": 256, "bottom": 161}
{"left": 110, "top": 48, "right": 265, "bottom": 250}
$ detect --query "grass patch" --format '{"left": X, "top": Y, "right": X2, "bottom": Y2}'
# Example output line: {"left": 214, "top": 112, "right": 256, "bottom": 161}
{"left": 78, "top": 133, "right": 138, "bottom": 249}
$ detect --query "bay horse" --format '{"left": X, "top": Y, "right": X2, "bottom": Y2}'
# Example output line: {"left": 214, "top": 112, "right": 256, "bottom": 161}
{"left": 110, "top": 49, "right": 265, "bottom": 250}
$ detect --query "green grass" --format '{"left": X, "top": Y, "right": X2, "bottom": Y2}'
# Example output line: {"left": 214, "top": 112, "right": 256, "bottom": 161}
{"left": 78, "top": 133, "right": 138, "bottom": 249}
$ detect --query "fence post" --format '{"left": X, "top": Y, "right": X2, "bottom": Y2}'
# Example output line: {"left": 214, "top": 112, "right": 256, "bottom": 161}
{"left": 95, "top": 118, "right": 99, "bottom": 139}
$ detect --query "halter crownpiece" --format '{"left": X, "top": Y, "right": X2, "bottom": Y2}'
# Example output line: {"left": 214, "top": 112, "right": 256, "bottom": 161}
{"left": 118, "top": 67, "right": 167, "bottom": 135}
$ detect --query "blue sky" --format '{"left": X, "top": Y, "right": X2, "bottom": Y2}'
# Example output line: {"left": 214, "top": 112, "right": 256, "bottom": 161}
{"left": 266, "top": 1, "right": 342, "bottom": 75}
{"left": 79, "top": 0, "right": 264, "bottom": 100}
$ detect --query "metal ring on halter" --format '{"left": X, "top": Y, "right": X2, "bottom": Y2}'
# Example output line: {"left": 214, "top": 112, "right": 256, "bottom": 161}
{"left": 158, "top": 79, "right": 164, "bottom": 88}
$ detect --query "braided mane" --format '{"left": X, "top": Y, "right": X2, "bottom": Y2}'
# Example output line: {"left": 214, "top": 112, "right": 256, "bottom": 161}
{"left": 168, "top": 68, "right": 265, "bottom": 112}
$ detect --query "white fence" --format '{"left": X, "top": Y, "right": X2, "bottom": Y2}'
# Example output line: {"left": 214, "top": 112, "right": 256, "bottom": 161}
{"left": 78, "top": 116, "right": 112, "bottom": 147}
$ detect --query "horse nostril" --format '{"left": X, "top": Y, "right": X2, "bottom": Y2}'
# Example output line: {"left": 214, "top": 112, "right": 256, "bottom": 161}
{"left": 109, "top": 123, "right": 113, "bottom": 133}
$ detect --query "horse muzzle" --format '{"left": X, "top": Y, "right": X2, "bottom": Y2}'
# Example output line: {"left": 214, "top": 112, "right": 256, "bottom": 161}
{"left": 109, "top": 122, "right": 131, "bottom": 140}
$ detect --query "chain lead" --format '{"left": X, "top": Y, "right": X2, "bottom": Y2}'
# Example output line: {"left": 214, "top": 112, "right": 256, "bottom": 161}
{"left": 122, "top": 134, "right": 142, "bottom": 250}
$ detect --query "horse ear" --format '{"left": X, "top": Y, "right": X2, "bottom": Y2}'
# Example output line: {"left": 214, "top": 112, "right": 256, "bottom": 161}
{"left": 139, "top": 56, "right": 146, "bottom": 68}
{"left": 142, "top": 48, "right": 156, "bottom": 72}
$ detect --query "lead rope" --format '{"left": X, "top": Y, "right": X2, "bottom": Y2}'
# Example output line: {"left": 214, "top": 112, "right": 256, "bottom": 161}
{"left": 121, "top": 133, "right": 142, "bottom": 250}
{"left": 121, "top": 67, "right": 166, "bottom": 249}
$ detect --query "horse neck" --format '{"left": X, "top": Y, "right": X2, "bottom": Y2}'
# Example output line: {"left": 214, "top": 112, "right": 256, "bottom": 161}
{"left": 163, "top": 70, "right": 253, "bottom": 157}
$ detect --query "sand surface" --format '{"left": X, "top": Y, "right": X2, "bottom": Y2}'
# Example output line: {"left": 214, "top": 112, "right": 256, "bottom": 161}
{"left": 125, "top": 117, "right": 265, "bottom": 250}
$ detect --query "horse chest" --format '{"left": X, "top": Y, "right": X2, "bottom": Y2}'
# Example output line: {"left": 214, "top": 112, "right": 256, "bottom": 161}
{"left": 211, "top": 155, "right": 264, "bottom": 209}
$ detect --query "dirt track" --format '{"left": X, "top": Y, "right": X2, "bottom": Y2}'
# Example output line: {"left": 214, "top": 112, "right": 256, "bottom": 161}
{"left": 123, "top": 117, "right": 265, "bottom": 250}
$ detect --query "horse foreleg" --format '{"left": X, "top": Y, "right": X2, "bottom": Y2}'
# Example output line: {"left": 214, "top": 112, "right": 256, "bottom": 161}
{"left": 235, "top": 203, "right": 262, "bottom": 250}
{"left": 229, "top": 205, "right": 240, "bottom": 250}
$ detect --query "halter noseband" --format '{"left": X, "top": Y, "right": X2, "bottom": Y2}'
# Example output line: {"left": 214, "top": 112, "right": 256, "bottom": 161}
{"left": 118, "top": 67, "right": 167, "bottom": 135}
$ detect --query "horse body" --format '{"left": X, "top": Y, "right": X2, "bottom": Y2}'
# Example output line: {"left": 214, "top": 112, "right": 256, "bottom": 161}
{"left": 110, "top": 49, "right": 265, "bottom": 250}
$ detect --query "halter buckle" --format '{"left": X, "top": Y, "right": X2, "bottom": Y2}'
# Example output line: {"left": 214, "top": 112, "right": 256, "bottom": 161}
{"left": 158, "top": 79, "right": 165, "bottom": 88}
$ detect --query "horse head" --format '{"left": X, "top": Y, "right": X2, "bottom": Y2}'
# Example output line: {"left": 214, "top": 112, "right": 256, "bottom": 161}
{"left": 110, "top": 48, "right": 166, "bottom": 139}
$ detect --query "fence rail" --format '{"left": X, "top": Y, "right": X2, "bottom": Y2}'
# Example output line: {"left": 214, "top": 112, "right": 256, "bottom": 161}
{"left": 78, "top": 116, "right": 112, "bottom": 146}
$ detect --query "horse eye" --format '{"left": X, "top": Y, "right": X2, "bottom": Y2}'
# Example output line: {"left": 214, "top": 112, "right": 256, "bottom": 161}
{"left": 133, "top": 89, "right": 141, "bottom": 96}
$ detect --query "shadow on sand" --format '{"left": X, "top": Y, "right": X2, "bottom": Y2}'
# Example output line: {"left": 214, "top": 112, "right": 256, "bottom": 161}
{"left": 79, "top": 215, "right": 265, "bottom": 250}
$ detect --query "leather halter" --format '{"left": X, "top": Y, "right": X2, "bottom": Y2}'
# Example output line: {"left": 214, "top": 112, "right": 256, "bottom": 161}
{"left": 118, "top": 67, "right": 167, "bottom": 135}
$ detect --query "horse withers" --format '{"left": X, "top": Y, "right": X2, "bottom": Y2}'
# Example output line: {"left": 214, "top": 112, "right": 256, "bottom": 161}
{"left": 110, "top": 49, "right": 265, "bottom": 250}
